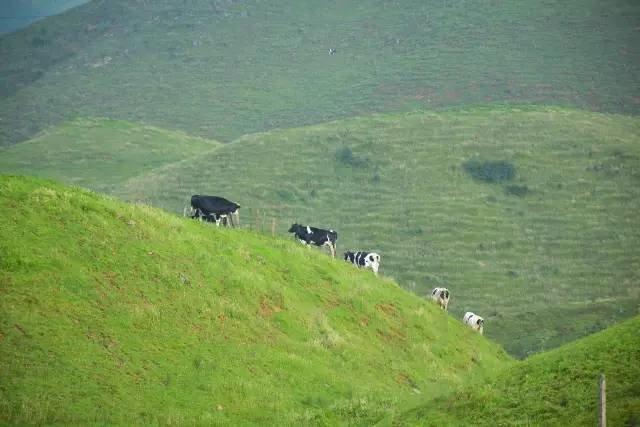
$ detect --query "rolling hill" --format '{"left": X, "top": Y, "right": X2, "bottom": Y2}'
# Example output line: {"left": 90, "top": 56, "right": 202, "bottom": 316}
{"left": 2, "top": 107, "right": 639, "bottom": 358}
{"left": 114, "top": 107, "right": 640, "bottom": 358}
{"left": 1, "top": 0, "right": 639, "bottom": 145}
{"left": 0, "top": 117, "right": 220, "bottom": 193}
{"left": 399, "top": 315, "right": 640, "bottom": 426}
{"left": 0, "top": 175, "right": 511, "bottom": 425}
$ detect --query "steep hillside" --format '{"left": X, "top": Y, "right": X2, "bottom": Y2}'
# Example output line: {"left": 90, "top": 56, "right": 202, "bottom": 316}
{"left": 115, "top": 107, "right": 640, "bottom": 357}
{"left": 0, "top": 118, "right": 220, "bottom": 193}
{"left": 400, "top": 315, "right": 640, "bottom": 426}
{"left": 0, "top": 176, "right": 510, "bottom": 425}
{"left": 1, "top": 0, "right": 639, "bottom": 145}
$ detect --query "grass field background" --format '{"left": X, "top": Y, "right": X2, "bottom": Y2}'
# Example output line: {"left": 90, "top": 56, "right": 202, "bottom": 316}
{"left": 400, "top": 315, "right": 640, "bottom": 426}
{"left": 1, "top": 176, "right": 637, "bottom": 425}
{"left": 0, "top": 117, "right": 220, "bottom": 193}
{"left": 3, "top": 107, "right": 638, "bottom": 358}
{"left": 2, "top": 0, "right": 639, "bottom": 422}
{"left": 116, "top": 107, "right": 640, "bottom": 358}
{"left": 1, "top": 0, "right": 639, "bottom": 145}
{"left": 0, "top": 175, "right": 511, "bottom": 425}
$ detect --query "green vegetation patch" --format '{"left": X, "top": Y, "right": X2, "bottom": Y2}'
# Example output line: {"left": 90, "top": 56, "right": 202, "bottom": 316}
{"left": 115, "top": 107, "right": 640, "bottom": 358}
{"left": 462, "top": 159, "right": 516, "bottom": 183}
{"left": 1, "top": 0, "right": 639, "bottom": 144}
{"left": 0, "top": 175, "right": 510, "bottom": 425}
{"left": 399, "top": 315, "right": 640, "bottom": 426}
{"left": 0, "top": 118, "right": 220, "bottom": 193}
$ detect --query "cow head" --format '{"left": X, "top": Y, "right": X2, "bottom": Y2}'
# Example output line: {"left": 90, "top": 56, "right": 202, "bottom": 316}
{"left": 288, "top": 223, "right": 301, "bottom": 233}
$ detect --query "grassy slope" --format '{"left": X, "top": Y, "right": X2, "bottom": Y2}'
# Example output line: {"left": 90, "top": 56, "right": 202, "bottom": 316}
{"left": 0, "top": 175, "right": 510, "bottom": 425}
{"left": 400, "top": 315, "right": 640, "bottom": 426}
{"left": 116, "top": 107, "right": 640, "bottom": 358}
{"left": 1, "top": 0, "right": 639, "bottom": 145}
{"left": 0, "top": 117, "right": 220, "bottom": 193}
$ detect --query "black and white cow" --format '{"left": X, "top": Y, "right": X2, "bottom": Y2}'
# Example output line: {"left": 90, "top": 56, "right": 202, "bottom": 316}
{"left": 288, "top": 223, "right": 338, "bottom": 258}
{"left": 430, "top": 287, "right": 450, "bottom": 311}
{"left": 343, "top": 251, "right": 381, "bottom": 275}
{"left": 463, "top": 312, "right": 484, "bottom": 335}
{"left": 185, "top": 195, "right": 240, "bottom": 227}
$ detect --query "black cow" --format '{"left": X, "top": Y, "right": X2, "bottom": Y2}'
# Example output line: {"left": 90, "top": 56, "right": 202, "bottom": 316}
{"left": 343, "top": 251, "right": 381, "bottom": 275}
{"left": 186, "top": 195, "right": 240, "bottom": 227}
{"left": 288, "top": 223, "right": 338, "bottom": 258}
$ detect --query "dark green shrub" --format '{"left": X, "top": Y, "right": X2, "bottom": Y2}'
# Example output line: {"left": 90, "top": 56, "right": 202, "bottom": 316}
{"left": 505, "top": 184, "right": 529, "bottom": 197}
{"left": 463, "top": 159, "right": 515, "bottom": 183}
{"left": 335, "top": 146, "right": 368, "bottom": 168}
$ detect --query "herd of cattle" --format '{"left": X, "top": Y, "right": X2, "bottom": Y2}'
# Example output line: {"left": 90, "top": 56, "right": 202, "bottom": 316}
{"left": 184, "top": 195, "right": 485, "bottom": 335}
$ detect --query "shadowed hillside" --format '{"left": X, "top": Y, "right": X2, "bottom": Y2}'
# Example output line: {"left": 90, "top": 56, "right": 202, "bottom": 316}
{"left": 113, "top": 107, "right": 640, "bottom": 358}
{"left": 0, "top": 0, "right": 90, "bottom": 35}
{"left": 1, "top": 0, "right": 639, "bottom": 145}
{"left": 0, "top": 175, "right": 510, "bottom": 425}
{"left": 399, "top": 315, "right": 640, "bottom": 426}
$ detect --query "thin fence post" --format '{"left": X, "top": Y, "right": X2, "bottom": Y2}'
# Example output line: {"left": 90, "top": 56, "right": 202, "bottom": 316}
{"left": 254, "top": 208, "right": 260, "bottom": 232}
{"left": 599, "top": 373, "right": 606, "bottom": 427}
{"left": 271, "top": 218, "right": 276, "bottom": 236}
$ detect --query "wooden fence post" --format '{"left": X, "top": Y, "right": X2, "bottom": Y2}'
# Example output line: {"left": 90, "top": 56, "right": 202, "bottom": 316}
{"left": 271, "top": 218, "right": 276, "bottom": 236}
{"left": 599, "top": 373, "right": 606, "bottom": 427}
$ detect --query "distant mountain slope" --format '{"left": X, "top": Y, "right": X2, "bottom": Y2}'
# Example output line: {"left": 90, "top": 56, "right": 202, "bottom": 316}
{"left": 0, "top": 175, "right": 510, "bottom": 425}
{"left": 1, "top": 0, "right": 639, "bottom": 145}
{"left": 115, "top": 107, "right": 640, "bottom": 358}
{"left": 400, "top": 315, "right": 640, "bottom": 426}
{"left": 0, "top": 118, "right": 220, "bottom": 193}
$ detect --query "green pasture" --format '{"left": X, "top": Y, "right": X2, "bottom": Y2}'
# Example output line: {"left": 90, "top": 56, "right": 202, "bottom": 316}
{"left": 0, "top": 175, "right": 510, "bottom": 425}
{"left": 400, "top": 315, "right": 640, "bottom": 426}
{"left": 1, "top": 0, "right": 639, "bottom": 145}
{"left": 115, "top": 107, "right": 640, "bottom": 357}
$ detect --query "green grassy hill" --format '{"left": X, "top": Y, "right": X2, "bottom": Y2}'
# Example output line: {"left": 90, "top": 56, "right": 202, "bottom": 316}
{"left": 0, "top": 117, "right": 220, "bottom": 193}
{"left": 399, "top": 315, "right": 640, "bottom": 426}
{"left": 113, "top": 107, "right": 640, "bottom": 358}
{"left": 0, "top": 175, "right": 510, "bottom": 425}
{"left": 1, "top": 0, "right": 639, "bottom": 145}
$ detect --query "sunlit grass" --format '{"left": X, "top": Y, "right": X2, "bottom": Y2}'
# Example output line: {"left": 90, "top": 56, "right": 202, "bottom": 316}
{"left": 0, "top": 175, "right": 510, "bottom": 425}
{"left": 399, "top": 315, "right": 640, "bottom": 426}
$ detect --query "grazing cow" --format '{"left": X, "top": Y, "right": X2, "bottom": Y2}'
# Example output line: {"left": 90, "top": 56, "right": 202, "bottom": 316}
{"left": 288, "top": 223, "right": 338, "bottom": 258}
{"left": 328, "top": 48, "right": 337, "bottom": 55}
{"left": 430, "top": 287, "right": 450, "bottom": 311}
{"left": 463, "top": 312, "right": 484, "bottom": 335}
{"left": 186, "top": 195, "right": 240, "bottom": 227}
{"left": 343, "top": 251, "right": 381, "bottom": 275}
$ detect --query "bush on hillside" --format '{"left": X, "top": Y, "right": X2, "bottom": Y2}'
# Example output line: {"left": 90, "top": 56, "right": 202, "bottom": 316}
{"left": 335, "top": 146, "right": 369, "bottom": 168}
{"left": 463, "top": 159, "right": 515, "bottom": 183}
{"left": 504, "top": 184, "right": 529, "bottom": 197}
